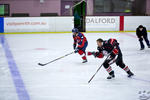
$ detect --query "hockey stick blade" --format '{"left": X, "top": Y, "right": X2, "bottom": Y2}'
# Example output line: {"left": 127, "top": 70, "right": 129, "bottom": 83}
{"left": 38, "top": 52, "right": 74, "bottom": 66}
{"left": 38, "top": 63, "right": 46, "bottom": 66}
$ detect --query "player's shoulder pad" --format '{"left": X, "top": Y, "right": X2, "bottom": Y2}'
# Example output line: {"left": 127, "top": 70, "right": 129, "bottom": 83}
{"left": 108, "top": 38, "right": 117, "bottom": 43}
{"left": 78, "top": 32, "right": 82, "bottom": 35}
{"left": 109, "top": 38, "right": 117, "bottom": 41}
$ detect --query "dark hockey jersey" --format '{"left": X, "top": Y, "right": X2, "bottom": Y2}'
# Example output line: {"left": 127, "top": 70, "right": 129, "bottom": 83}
{"left": 96, "top": 38, "right": 122, "bottom": 58}
{"left": 136, "top": 27, "right": 147, "bottom": 38}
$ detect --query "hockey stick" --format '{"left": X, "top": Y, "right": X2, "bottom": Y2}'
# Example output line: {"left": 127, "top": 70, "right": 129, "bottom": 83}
{"left": 38, "top": 52, "right": 74, "bottom": 66}
{"left": 88, "top": 54, "right": 110, "bottom": 83}
{"left": 88, "top": 45, "right": 118, "bottom": 84}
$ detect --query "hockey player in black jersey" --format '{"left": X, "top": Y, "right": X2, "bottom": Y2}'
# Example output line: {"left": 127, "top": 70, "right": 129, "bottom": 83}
{"left": 88, "top": 38, "right": 134, "bottom": 79}
{"left": 136, "top": 25, "right": 150, "bottom": 50}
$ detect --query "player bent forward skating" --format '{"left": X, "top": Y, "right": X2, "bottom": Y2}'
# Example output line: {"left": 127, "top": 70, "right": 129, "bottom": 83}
{"left": 88, "top": 38, "right": 134, "bottom": 79}
{"left": 72, "top": 28, "right": 88, "bottom": 63}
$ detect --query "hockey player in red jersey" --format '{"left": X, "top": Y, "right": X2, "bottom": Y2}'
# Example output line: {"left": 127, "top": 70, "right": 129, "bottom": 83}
{"left": 88, "top": 38, "right": 134, "bottom": 79}
{"left": 72, "top": 28, "right": 88, "bottom": 63}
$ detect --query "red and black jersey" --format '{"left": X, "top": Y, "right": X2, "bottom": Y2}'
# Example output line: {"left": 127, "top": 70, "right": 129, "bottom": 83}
{"left": 73, "top": 32, "right": 87, "bottom": 48}
{"left": 96, "top": 38, "right": 121, "bottom": 58}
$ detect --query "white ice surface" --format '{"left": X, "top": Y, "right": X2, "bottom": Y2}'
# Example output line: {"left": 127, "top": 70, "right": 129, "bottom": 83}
{"left": 0, "top": 32, "right": 150, "bottom": 100}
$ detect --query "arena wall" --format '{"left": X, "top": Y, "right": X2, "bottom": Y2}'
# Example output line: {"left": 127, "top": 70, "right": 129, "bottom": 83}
{"left": 1, "top": 16, "right": 150, "bottom": 33}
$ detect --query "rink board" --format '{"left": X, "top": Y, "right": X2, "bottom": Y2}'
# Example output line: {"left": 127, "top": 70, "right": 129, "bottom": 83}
{"left": 1, "top": 16, "right": 150, "bottom": 33}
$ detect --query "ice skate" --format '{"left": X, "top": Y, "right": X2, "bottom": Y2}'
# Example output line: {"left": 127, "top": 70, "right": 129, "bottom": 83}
{"left": 82, "top": 59, "right": 87, "bottom": 63}
{"left": 107, "top": 71, "right": 115, "bottom": 79}
{"left": 107, "top": 74, "right": 115, "bottom": 79}
{"left": 127, "top": 70, "right": 134, "bottom": 77}
{"left": 140, "top": 48, "right": 144, "bottom": 50}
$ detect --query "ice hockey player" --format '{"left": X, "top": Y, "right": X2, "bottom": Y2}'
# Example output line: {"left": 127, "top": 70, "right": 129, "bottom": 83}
{"left": 72, "top": 28, "right": 88, "bottom": 63}
{"left": 136, "top": 25, "right": 150, "bottom": 50}
{"left": 88, "top": 38, "right": 134, "bottom": 79}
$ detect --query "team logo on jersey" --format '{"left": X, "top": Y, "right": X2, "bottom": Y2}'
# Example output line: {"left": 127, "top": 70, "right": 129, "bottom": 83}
{"left": 138, "top": 91, "right": 150, "bottom": 100}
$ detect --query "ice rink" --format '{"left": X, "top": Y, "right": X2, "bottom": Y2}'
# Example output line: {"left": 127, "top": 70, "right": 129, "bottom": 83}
{"left": 0, "top": 32, "right": 150, "bottom": 100}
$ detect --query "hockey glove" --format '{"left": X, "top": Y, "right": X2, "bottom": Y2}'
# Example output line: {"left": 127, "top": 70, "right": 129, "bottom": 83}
{"left": 74, "top": 48, "right": 79, "bottom": 53}
{"left": 88, "top": 52, "right": 99, "bottom": 58}
{"left": 73, "top": 44, "right": 76, "bottom": 50}
{"left": 139, "top": 38, "right": 143, "bottom": 41}
{"left": 91, "top": 52, "right": 97, "bottom": 57}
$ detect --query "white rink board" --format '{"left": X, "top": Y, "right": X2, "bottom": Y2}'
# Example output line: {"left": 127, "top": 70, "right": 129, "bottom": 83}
{"left": 4, "top": 16, "right": 150, "bottom": 32}
{"left": 4, "top": 17, "right": 50, "bottom": 32}
{"left": 124, "top": 16, "right": 150, "bottom": 31}
{"left": 54, "top": 17, "right": 74, "bottom": 32}
{"left": 4, "top": 17, "right": 74, "bottom": 32}
{"left": 4, "top": 16, "right": 120, "bottom": 32}
{"left": 86, "top": 16, "right": 120, "bottom": 31}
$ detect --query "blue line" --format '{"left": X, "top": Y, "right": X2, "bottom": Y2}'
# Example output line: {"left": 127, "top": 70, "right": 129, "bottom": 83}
{"left": 0, "top": 35, "right": 30, "bottom": 100}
